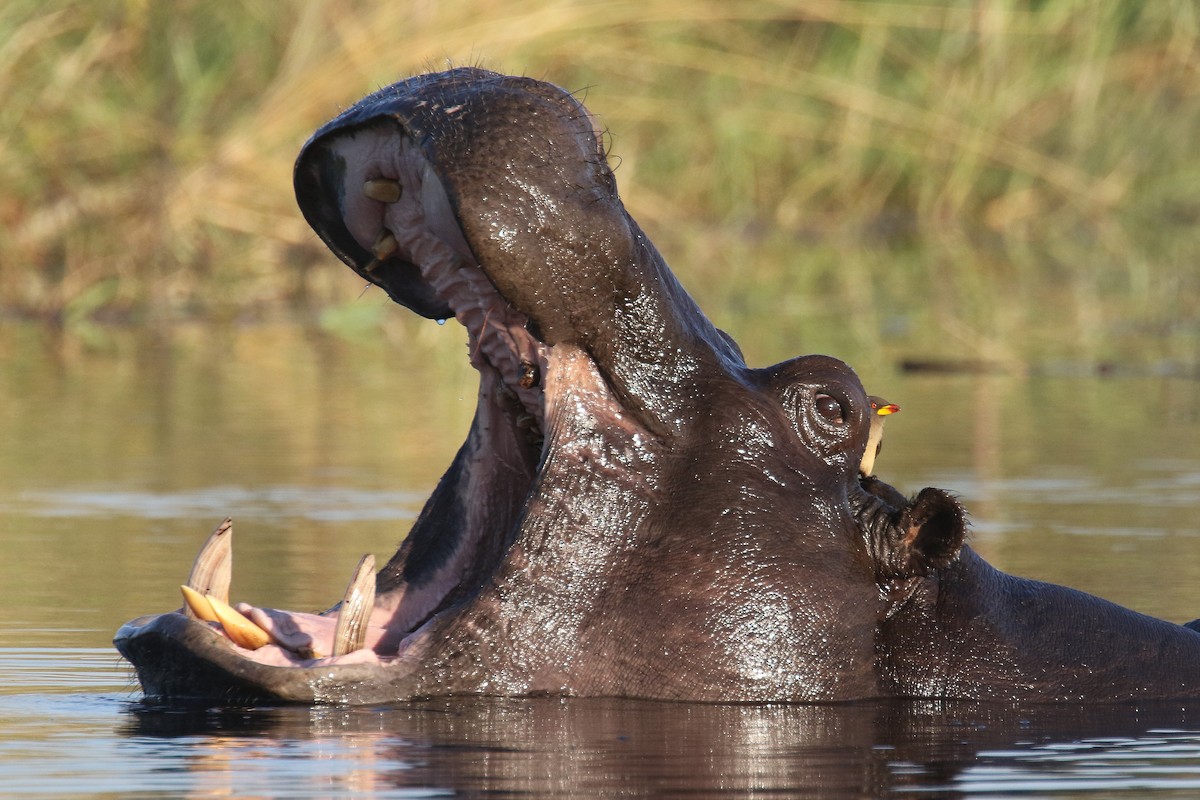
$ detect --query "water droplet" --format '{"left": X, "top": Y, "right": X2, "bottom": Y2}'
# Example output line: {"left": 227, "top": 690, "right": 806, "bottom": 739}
{"left": 436, "top": 318, "right": 446, "bottom": 326}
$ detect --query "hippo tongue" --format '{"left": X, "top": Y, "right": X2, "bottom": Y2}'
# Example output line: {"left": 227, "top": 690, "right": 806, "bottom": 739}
{"left": 176, "top": 519, "right": 381, "bottom": 664}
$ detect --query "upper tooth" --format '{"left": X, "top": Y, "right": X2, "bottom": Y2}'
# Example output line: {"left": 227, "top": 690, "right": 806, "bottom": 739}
{"left": 364, "top": 178, "right": 402, "bottom": 203}
{"left": 185, "top": 518, "right": 232, "bottom": 616}
{"left": 332, "top": 554, "right": 377, "bottom": 657}
{"left": 373, "top": 229, "right": 399, "bottom": 260}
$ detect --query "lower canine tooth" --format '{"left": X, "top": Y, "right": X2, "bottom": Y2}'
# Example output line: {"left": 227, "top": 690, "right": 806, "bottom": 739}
{"left": 332, "top": 554, "right": 376, "bottom": 657}
{"left": 184, "top": 518, "right": 233, "bottom": 617}
{"left": 205, "top": 594, "right": 271, "bottom": 650}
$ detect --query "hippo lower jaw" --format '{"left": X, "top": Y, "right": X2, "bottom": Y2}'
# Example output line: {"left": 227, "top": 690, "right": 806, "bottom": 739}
{"left": 113, "top": 611, "right": 415, "bottom": 705}
{"left": 115, "top": 138, "right": 598, "bottom": 704}
{"left": 114, "top": 512, "right": 423, "bottom": 703}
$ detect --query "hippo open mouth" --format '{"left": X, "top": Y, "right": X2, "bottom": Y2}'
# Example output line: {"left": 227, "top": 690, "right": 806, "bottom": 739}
{"left": 115, "top": 68, "right": 899, "bottom": 704}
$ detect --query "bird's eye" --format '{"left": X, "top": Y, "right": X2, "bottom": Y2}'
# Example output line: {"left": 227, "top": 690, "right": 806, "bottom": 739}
{"left": 815, "top": 393, "right": 845, "bottom": 425}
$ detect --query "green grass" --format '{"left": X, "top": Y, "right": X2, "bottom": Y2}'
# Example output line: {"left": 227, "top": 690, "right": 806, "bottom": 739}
{"left": 1, "top": 1, "right": 1197, "bottom": 366}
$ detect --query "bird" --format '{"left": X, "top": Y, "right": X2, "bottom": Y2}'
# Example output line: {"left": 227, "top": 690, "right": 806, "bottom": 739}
{"left": 860, "top": 395, "right": 900, "bottom": 478}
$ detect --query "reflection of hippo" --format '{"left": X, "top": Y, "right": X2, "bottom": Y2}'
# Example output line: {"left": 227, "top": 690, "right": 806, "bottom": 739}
{"left": 115, "top": 68, "right": 1200, "bottom": 704}
{"left": 122, "top": 697, "right": 1200, "bottom": 795}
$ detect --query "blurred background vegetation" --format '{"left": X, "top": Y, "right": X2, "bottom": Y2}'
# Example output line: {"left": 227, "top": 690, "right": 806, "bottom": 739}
{"left": 1, "top": 0, "right": 1197, "bottom": 368}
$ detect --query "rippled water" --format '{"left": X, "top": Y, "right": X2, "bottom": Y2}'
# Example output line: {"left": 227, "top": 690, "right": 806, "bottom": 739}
{"left": 2, "top": 319, "right": 1199, "bottom": 797}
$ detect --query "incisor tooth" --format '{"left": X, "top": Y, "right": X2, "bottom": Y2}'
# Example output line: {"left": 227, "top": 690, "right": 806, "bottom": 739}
{"left": 332, "top": 554, "right": 376, "bottom": 657}
{"left": 184, "top": 518, "right": 232, "bottom": 618}
{"left": 180, "top": 584, "right": 218, "bottom": 622}
{"left": 205, "top": 594, "right": 272, "bottom": 650}
{"left": 364, "top": 177, "right": 402, "bottom": 203}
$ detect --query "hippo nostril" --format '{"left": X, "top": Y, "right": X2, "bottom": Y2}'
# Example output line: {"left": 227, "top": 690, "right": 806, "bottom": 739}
{"left": 364, "top": 177, "right": 402, "bottom": 203}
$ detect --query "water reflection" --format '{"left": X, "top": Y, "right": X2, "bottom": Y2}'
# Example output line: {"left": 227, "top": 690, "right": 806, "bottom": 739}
{"left": 7, "top": 485, "right": 426, "bottom": 522}
{"left": 963, "top": 733, "right": 1200, "bottom": 795}
{"left": 113, "top": 697, "right": 1200, "bottom": 798}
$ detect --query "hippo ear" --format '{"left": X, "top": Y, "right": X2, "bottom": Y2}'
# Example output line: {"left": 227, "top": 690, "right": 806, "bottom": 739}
{"left": 894, "top": 487, "right": 967, "bottom": 574}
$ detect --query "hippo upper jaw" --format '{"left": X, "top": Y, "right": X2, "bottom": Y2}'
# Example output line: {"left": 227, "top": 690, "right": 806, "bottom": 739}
{"left": 293, "top": 68, "right": 743, "bottom": 438}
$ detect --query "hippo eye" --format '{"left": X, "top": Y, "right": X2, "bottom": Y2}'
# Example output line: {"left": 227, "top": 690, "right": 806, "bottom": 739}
{"left": 815, "top": 393, "right": 845, "bottom": 425}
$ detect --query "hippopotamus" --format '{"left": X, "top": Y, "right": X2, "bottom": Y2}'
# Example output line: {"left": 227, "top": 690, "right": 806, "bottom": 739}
{"left": 115, "top": 68, "right": 1200, "bottom": 704}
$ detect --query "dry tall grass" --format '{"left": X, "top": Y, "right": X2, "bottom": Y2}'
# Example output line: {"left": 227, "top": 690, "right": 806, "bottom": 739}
{"left": 1, "top": 1, "right": 1197, "bottom": 362}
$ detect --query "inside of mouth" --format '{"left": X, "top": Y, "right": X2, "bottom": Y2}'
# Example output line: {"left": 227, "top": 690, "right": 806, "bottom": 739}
{"left": 180, "top": 128, "right": 551, "bottom": 669}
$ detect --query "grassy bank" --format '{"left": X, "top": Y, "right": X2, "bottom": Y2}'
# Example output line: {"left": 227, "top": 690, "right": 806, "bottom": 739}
{"left": 1, "top": 1, "right": 1197, "bottom": 364}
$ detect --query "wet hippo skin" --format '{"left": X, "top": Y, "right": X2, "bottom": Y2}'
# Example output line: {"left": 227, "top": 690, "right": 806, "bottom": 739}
{"left": 115, "top": 68, "right": 1200, "bottom": 704}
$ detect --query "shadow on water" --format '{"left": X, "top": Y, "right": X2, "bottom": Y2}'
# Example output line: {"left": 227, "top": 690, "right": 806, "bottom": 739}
{"left": 115, "top": 696, "right": 1200, "bottom": 798}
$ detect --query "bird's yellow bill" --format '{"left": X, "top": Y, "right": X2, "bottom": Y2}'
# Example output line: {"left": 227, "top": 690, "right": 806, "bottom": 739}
{"left": 875, "top": 404, "right": 900, "bottom": 416}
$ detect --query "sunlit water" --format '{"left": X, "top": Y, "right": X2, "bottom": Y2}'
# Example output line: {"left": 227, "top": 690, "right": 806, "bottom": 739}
{"left": 2, "top": 319, "right": 1199, "bottom": 798}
